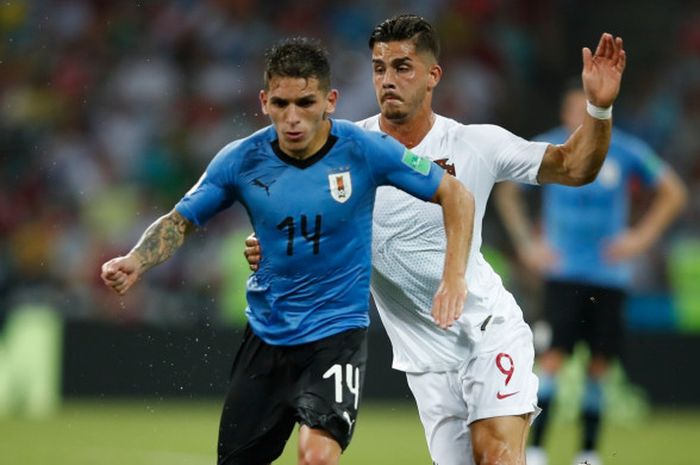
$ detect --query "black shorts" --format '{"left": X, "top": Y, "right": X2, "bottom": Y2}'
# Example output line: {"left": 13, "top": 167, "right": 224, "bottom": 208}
{"left": 544, "top": 280, "right": 626, "bottom": 358}
{"left": 217, "top": 325, "right": 367, "bottom": 465}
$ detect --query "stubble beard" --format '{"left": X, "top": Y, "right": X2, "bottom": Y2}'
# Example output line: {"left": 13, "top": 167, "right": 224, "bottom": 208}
{"left": 381, "top": 104, "right": 409, "bottom": 123}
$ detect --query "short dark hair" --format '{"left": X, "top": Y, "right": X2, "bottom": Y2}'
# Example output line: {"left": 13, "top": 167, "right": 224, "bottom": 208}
{"left": 368, "top": 14, "right": 440, "bottom": 60}
{"left": 263, "top": 37, "right": 331, "bottom": 91}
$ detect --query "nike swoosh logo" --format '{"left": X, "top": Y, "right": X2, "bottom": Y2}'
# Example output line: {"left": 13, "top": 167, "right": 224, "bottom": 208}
{"left": 496, "top": 391, "right": 520, "bottom": 400}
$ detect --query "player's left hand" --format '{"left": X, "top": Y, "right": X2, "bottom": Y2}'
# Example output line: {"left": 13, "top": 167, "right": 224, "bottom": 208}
{"left": 582, "top": 32, "right": 626, "bottom": 108}
{"left": 604, "top": 229, "right": 651, "bottom": 263}
{"left": 431, "top": 276, "right": 468, "bottom": 329}
{"left": 243, "top": 233, "right": 261, "bottom": 271}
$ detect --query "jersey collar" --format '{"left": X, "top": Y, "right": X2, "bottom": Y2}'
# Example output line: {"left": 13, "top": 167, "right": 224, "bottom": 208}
{"left": 271, "top": 121, "right": 338, "bottom": 169}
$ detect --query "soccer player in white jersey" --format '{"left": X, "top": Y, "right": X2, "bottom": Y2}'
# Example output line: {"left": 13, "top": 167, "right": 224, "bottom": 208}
{"left": 245, "top": 14, "right": 626, "bottom": 465}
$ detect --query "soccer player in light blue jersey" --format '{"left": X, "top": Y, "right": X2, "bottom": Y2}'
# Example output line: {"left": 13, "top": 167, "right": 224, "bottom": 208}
{"left": 497, "top": 84, "right": 687, "bottom": 465}
{"left": 101, "top": 37, "right": 475, "bottom": 465}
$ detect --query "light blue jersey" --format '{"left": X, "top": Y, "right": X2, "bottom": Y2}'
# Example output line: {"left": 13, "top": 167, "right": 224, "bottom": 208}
{"left": 535, "top": 127, "right": 664, "bottom": 289}
{"left": 176, "top": 119, "right": 444, "bottom": 345}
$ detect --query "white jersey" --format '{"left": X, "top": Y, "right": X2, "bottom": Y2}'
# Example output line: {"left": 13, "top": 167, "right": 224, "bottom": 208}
{"left": 356, "top": 114, "right": 548, "bottom": 373}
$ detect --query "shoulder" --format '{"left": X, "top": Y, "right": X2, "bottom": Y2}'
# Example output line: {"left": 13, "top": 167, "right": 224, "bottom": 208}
{"left": 333, "top": 118, "right": 396, "bottom": 148}
{"left": 334, "top": 118, "right": 378, "bottom": 139}
{"left": 438, "top": 118, "right": 521, "bottom": 148}
{"left": 610, "top": 128, "right": 656, "bottom": 157}
{"left": 209, "top": 125, "right": 274, "bottom": 171}
{"left": 353, "top": 114, "right": 381, "bottom": 131}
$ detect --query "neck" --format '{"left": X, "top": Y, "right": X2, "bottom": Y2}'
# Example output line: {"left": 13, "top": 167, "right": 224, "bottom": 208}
{"left": 379, "top": 107, "right": 435, "bottom": 149}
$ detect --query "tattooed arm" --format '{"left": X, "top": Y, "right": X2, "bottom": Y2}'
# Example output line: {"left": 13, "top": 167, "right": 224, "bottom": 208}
{"left": 101, "top": 209, "right": 195, "bottom": 295}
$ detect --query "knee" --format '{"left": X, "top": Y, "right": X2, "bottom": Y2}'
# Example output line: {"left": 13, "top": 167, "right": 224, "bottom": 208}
{"left": 297, "top": 446, "right": 338, "bottom": 465}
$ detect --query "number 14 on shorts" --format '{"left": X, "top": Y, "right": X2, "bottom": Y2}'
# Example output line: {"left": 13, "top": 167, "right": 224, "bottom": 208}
{"left": 323, "top": 363, "right": 360, "bottom": 409}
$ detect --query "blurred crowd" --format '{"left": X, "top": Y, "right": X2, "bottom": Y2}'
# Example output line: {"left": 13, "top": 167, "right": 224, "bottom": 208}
{"left": 1, "top": 0, "right": 698, "bottom": 328}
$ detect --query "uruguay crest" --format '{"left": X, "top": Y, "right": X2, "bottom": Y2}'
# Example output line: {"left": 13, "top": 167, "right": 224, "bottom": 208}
{"left": 328, "top": 171, "right": 352, "bottom": 203}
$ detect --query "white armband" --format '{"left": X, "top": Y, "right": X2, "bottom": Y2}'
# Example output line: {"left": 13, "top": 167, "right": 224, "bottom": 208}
{"left": 586, "top": 101, "right": 613, "bottom": 120}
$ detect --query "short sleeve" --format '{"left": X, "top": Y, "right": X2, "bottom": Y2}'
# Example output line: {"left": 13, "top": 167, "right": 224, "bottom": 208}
{"left": 174, "top": 142, "right": 240, "bottom": 226}
{"left": 485, "top": 125, "right": 548, "bottom": 185}
{"left": 362, "top": 131, "right": 444, "bottom": 201}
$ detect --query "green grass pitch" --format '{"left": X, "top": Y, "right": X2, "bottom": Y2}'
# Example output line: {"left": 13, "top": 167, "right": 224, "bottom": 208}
{"left": 1, "top": 400, "right": 699, "bottom": 464}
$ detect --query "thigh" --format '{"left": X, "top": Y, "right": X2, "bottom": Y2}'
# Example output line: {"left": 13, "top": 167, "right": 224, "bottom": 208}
{"left": 585, "top": 286, "right": 625, "bottom": 359}
{"left": 544, "top": 280, "right": 584, "bottom": 353}
{"left": 218, "top": 326, "right": 296, "bottom": 465}
{"left": 460, "top": 319, "right": 539, "bottom": 425}
{"left": 406, "top": 370, "right": 474, "bottom": 465}
{"left": 293, "top": 327, "right": 368, "bottom": 451}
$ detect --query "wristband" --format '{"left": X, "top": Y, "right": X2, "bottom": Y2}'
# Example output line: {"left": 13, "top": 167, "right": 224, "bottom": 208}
{"left": 586, "top": 101, "right": 612, "bottom": 120}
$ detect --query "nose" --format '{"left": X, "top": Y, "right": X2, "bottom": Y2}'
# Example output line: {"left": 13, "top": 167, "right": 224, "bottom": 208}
{"left": 285, "top": 105, "right": 301, "bottom": 126}
{"left": 381, "top": 68, "right": 396, "bottom": 89}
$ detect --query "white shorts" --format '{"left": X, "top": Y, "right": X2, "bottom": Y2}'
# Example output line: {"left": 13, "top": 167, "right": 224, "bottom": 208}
{"left": 405, "top": 317, "right": 539, "bottom": 465}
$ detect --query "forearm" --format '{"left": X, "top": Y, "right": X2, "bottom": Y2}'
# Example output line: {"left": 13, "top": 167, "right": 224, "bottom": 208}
{"left": 494, "top": 182, "right": 535, "bottom": 250}
{"left": 540, "top": 115, "right": 612, "bottom": 186}
{"left": 129, "top": 209, "right": 193, "bottom": 273}
{"left": 437, "top": 178, "right": 474, "bottom": 280}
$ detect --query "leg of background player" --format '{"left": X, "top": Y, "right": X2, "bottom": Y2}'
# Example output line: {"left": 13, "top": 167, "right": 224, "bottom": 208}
{"left": 526, "top": 350, "right": 565, "bottom": 465}
{"left": 573, "top": 356, "right": 608, "bottom": 465}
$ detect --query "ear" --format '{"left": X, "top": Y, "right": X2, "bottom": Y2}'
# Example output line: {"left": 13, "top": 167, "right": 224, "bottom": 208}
{"left": 259, "top": 89, "right": 269, "bottom": 115}
{"left": 428, "top": 64, "right": 442, "bottom": 91}
{"left": 325, "top": 89, "right": 339, "bottom": 115}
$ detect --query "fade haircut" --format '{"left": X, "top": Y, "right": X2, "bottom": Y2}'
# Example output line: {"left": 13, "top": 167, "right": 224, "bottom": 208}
{"left": 368, "top": 14, "right": 440, "bottom": 60}
{"left": 263, "top": 37, "right": 331, "bottom": 91}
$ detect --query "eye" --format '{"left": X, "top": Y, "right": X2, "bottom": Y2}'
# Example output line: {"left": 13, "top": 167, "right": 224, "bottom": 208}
{"left": 297, "top": 98, "right": 315, "bottom": 108}
{"left": 397, "top": 64, "right": 411, "bottom": 72}
{"left": 373, "top": 65, "right": 385, "bottom": 74}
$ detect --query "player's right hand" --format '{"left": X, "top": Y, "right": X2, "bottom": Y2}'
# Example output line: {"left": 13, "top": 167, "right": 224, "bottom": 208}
{"left": 582, "top": 32, "right": 626, "bottom": 108}
{"left": 101, "top": 255, "right": 142, "bottom": 295}
{"left": 243, "top": 233, "right": 261, "bottom": 271}
{"left": 431, "top": 276, "right": 468, "bottom": 329}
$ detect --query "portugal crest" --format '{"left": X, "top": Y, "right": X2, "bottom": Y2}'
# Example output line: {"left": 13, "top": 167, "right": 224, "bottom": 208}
{"left": 328, "top": 171, "right": 352, "bottom": 203}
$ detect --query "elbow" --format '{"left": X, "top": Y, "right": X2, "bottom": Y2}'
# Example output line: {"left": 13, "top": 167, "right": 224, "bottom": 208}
{"left": 566, "top": 153, "right": 606, "bottom": 186}
{"left": 576, "top": 170, "right": 600, "bottom": 186}
{"left": 662, "top": 170, "right": 690, "bottom": 217}
{"left": 565, "top": 168, "right": 600, "bottom": 187}
{"left": 436, "top": 176, "right": 475, "bottom": 218}
{"left": 674, "top": 180, "right": 689, "bottom": 213}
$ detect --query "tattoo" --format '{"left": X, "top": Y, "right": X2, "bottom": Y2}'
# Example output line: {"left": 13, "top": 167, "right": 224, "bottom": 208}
{"left": 131, "top": 210, "right": 193, "bottom": 272}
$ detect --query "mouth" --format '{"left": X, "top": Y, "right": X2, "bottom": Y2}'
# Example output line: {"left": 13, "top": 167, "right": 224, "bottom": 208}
{"left": 381, "top": 94, "right": 402, "bottom": 103}
{"left": 285, "top": 131, "right": 304, "bottom": 142}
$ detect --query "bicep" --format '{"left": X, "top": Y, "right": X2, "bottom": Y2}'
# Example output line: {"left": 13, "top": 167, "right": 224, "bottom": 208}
{"left": 175, "top": 174, "right": 236, "bottom": 226}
